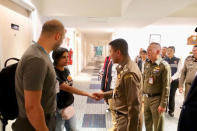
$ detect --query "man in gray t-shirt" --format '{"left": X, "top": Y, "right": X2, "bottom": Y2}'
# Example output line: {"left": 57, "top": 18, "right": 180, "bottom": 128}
{"left": 12, "top": 20, "right": 65, "bottom": 131}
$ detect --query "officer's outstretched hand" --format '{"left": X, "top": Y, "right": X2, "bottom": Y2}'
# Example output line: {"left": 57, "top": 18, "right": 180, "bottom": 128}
{"left": 88, "top": 93, "right": 99, "bottom": 100}
{"left": 93, "top": 92, "right": 104, "bottom": 101}
{"left": 158, "top": 106, "right": 165, "bottom": 113}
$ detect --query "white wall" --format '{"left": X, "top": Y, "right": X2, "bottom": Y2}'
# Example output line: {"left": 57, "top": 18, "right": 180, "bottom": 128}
{"left": 113, "top": 25, "right": 196, "bottom": 61}
{"left": 70, "top": 31, "right": 112, "bottom": 76}
{"left": 84, "top": 34, "right": 112, "bottom": 64}
{"left": 30, "top": 0, "right": 42, "bottom": 41}
{"left": 0, "top": 0, "right": 32, "bottom": 69}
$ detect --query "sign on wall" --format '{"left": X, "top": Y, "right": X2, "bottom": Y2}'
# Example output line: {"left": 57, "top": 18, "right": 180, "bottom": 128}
{"left": 149, "top": 34, "right": 161, "bottom": 44}
{"left": 11, "top": 23, "right": 19, "bottom": 31}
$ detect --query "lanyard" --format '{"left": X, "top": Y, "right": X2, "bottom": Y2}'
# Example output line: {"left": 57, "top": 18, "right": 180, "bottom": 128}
{"left": 32, "top": 41, "right": 51, "bottom": 61}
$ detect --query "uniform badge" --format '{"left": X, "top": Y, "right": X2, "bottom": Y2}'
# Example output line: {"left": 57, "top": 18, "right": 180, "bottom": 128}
{"left": 149, "top": 77, "right": 154, "bottom": 84}
{"left": 174, "top": 61, "right": 177, "bottom": 64}
{"left": 118, "top": 74, "right": 121, "bottom": 79}
{"left": 155, "top": 66, "right": 160, "bottom": 70}
{"left": 153, "top": 66, "right": 160, "bottom": 73}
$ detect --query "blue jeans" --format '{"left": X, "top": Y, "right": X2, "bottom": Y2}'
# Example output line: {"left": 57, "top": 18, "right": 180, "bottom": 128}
{"left": 56, "top": 109, "right": 77, "bottom": 131}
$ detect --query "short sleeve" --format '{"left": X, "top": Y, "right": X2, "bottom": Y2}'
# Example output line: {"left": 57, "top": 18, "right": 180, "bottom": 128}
{"left": 22, "top": 57, "right": 47, "bottom": 91}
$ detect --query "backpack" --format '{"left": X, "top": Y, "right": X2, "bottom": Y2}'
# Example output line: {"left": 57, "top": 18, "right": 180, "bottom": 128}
{"left": 0, "top": 58, "right": 19, "bottom": 131}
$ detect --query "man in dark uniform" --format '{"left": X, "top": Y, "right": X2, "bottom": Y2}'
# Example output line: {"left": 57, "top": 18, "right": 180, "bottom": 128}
{"left": 94, "top": 38, "right": 143, "bottom": 131}
{"left": 161, "top": 46, "right": 167, "bottom": 59}
{"left": 137, "top": 49, "right": 148, "bottom": 74}
{"left": 164, "top": 46, "right": 182, "bottom": 117}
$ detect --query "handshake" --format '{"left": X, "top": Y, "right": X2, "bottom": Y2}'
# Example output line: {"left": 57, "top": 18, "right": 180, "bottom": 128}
{"left": 87, "top": 91, "right": 104, "bottom": 101}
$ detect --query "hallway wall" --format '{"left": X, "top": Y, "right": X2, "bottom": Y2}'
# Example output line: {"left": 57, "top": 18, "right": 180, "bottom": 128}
{"left": 85, "top": 33, "right": 112, "bottom": 64}
{"left": 0, "top": 0, "right": 32, "bottom": 69}
{"left": 113, "top": 25, "right": 197, "bottom": 61}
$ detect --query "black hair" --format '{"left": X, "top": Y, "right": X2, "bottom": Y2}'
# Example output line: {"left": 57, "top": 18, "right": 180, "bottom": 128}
{"left": 168, "top": 46, "right": 175, "bottom": 52}
{"left": 141, "top": 50, "right": 147, "bottom": 54}
{"left": 52, "top": 47, "right": 68, "bottom": 66}
{"left": 109, "top": 38, "right": 128, "bottom": 56}
{"left": 194, "top": 45, "right": 197, "bottom": 48}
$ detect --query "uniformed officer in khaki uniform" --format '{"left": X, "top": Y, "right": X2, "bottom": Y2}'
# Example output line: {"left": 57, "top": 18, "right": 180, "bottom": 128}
{"left": 94, "top": 38, "right": 143, "bottom": 131}
{"left": 179, "top": 45, "right": 197, "bottom": 99}
{"left": 143, "top": 42, "right": 171, "bottom": 131}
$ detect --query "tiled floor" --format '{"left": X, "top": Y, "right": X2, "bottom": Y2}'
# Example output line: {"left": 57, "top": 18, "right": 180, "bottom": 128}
{"left": 1, "top": 62, "right": 183, "bottom": 131}
{"left": 89, "top": 84, "right": 101, "bottom": 89}
{"left": 73, "top": 63, "right": 183, "bottom": 131}
{"left": 82, "top": 114, "right": 106, "bottom": 128}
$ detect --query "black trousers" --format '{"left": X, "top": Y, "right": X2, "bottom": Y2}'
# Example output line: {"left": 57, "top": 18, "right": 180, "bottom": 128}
{"left": 168, "top": 79, "right": 179, "bottom": 113}
{"left": 178, "top": 105, "right": 197, "bottom": 131}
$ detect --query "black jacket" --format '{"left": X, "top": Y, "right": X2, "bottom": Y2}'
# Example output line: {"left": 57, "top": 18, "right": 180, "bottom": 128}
{"left": 178, "top": 75, "right": 197, "bottom": 131}
{"left": 101, "top": 57, "right": 113, "bottom": 92}
{"left": 137, "top": 59, "right": 148, "bottom": 72}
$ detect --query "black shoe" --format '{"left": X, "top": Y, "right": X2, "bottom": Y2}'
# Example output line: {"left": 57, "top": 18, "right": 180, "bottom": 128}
{"left": 168, "top": 112, "right": 174, "bottom": 117}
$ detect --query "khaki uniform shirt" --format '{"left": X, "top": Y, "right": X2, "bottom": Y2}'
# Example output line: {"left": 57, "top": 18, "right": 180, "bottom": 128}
{"left": 143, "top": 57, "right": 171, "bottom": 108}
{"left": 104, "top": 56, "right": 143, "bottom": 131}
{"left": 179, "top": 56, "right": 197, "bottom": 86}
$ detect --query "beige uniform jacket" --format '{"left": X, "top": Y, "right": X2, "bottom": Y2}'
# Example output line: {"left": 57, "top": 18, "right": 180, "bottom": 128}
{"left": 104, "top": 56, "right": 143, "bottom": 131}
{"left": 179, "top": 56, "right": 197, "bottom": 86}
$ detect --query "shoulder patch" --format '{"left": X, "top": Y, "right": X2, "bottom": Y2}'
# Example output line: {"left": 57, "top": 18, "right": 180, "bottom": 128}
{"left": 124, "top": 73, "right": 133, "bottom": 80}
{"left": 161, "top": 60, "right": 168, "bottom": 65}
{"left": 186, "top": 56, "right": 193, "bottom": 60}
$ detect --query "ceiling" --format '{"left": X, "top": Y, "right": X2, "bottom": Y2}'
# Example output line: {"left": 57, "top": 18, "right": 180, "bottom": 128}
{"left": 35, "top": 0, "right": 197, "bottom": 33}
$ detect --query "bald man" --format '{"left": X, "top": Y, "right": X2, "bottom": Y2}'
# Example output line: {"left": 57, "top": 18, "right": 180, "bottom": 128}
{"left": 143, "top": 43, "right": 170, "bottom": 131}
{"left": 12, "top": 20, "right": 65, "bottom": 131}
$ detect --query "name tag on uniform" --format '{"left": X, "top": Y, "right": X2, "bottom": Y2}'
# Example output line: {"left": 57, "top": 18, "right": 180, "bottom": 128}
{"left": 149, "top": 77, "right": 154, "bottom": 84}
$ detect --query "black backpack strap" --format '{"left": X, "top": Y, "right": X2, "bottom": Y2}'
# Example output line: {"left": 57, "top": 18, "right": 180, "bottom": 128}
{"left": 4, "top": 58, "right": 19, "bottom": 67}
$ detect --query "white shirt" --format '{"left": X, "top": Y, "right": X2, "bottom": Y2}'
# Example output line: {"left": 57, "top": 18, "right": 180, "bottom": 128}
{"left": 172, "top": 59, "right": 182, "bottom": 81}
{"left": 141, "top": 60, "right": 146, "bottom": 74}
{"left": 110, "top": 63, "right": 118, "bottom": 90}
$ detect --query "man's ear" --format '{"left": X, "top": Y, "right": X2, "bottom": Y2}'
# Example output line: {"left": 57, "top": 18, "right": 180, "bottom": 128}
{"left": 156, "top": 49, "right": 161, "bottom": 55}
{"left": 117, "top": 50, "right": 121, "bottom": 56}
{"left": 55, "top": 32, "right": 61, "bottom": 40}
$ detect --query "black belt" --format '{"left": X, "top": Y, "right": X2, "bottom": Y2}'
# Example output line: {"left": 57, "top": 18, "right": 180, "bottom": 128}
{"left": 144, "top": 93, "right": 161, "bottom": 97}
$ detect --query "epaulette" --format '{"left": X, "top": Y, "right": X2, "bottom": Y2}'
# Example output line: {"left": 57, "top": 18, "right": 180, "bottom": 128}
{"left": 161, "top": 60, "right": 171, "bottom": 70}
{"left": 123, "top": 65, "right": 129, "bottom": 73}
{"left": 186, "top": 55, "right": 193, "bottom": 61}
